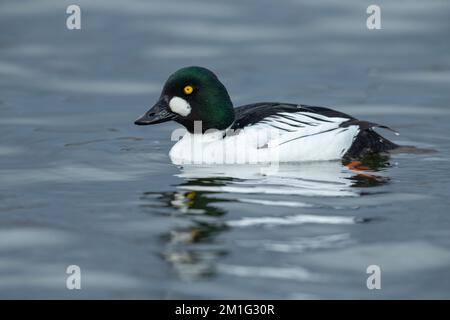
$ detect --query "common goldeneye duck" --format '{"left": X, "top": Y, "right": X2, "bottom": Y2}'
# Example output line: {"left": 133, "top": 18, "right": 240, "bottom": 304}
{"left": 135, "top": 66, "right": 398, "bottom": 165}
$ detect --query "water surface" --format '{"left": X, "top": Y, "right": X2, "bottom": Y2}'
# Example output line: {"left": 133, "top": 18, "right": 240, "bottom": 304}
{"left": 1, "top": 0, "right": 450, "bottom": 298}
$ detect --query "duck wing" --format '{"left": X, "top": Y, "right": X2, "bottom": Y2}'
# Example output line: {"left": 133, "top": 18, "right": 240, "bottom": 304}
{"left": 231, "top": 102, "right": 398, "bottom": 158}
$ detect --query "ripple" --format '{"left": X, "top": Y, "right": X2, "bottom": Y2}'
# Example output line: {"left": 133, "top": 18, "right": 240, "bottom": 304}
{"left": 226, "top": 214, "right": 356, "bottom": 228}
{"left": 237, "top": 198, "right": 314, "bottom": 208}
{"left": 0, "top": 228, "right": 72, "bottom": 250}
{"left": 217, "top": 264, "right": 320, "bottom": 282}
{"left": 238, "top": 233, "right": 353, "bottom": 253}
{"left": 0, "top": 146, "right": 23, "bottom": 156}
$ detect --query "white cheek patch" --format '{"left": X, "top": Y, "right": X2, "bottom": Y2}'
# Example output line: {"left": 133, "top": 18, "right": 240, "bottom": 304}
{"left": 169, "top": 96, "right": 191, "bottom": 117}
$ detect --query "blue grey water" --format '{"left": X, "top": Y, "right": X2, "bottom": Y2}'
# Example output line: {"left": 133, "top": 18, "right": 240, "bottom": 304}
{"left": 1, "top": 0, "right": 450, "bottom": 298}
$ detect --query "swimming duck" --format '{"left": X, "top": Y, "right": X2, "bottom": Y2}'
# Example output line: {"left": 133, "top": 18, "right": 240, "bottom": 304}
{"left": 135, "top": 66, "right": 397, "bottom": 165}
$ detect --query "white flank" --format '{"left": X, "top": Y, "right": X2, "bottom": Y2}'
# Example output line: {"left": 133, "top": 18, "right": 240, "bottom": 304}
{"left": 169, "top": 110, "right": 361, "bottom": 164}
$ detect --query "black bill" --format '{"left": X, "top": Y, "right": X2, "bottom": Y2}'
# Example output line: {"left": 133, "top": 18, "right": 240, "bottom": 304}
{"left": 134, "top": 96, "right": 176, "bottom": 125}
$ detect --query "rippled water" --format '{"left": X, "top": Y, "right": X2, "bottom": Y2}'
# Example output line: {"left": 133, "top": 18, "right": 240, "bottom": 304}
{"left": 1, "top": 0, "right": 450, "bottom": 298}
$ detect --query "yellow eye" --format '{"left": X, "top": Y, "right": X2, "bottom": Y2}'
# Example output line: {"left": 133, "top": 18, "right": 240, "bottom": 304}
{"left": 183, "top": 85, "right": 194, "bottom": 95}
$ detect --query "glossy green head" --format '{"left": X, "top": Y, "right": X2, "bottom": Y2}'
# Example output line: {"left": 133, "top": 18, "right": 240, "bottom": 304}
{"left": 135, "top": 66, "right": 235, "bottom": 133}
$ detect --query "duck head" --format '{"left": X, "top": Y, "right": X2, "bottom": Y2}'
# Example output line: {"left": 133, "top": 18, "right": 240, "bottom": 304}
{"left": 135, "top": 66, "right": 234, "bottom": 133}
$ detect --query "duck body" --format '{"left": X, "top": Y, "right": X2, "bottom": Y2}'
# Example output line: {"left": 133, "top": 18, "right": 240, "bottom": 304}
{"left": 169, "top": 102, "right": 396, "bottom": 165}
{"left": 135, "top": 67, "right": 398, "bottom": 165}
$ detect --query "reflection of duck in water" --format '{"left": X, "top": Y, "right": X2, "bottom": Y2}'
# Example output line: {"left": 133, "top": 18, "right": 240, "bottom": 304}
{"left": 142, "top": 180, "right": 232, "bottom": 279}
{"left": 143, "top": 177, "right": 235, "bottom": 216}
{"left": 141, "top": 158, "right": 390, "bottom": 279}
{"left": 175, "top": 157, "right": 390, "bottom": 198}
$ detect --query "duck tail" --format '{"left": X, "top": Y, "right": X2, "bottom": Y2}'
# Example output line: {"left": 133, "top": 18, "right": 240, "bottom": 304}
{"left": 343, "top": 120, "right": 399, "bottom": 159}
